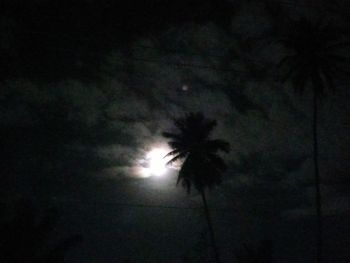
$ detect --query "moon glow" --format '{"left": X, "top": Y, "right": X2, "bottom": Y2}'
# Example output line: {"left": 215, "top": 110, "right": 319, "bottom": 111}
{"left": 140, "top": 148, "right": 170, "bottom": 177}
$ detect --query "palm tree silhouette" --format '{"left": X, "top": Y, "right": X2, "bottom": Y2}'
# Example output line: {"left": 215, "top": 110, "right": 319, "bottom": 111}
{"left": 275, "top": 17, "right": 349, "bottom": 263}
{"left": 163, "top": 112, "right": 230, "bottom": 263}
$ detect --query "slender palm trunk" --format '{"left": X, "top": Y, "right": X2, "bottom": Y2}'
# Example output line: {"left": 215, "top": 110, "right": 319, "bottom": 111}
{"left": 313, "top": 90, "right": 323, "bottom": 263}
{"left": 199, "top": 188, "right": 221, "bottom": 263}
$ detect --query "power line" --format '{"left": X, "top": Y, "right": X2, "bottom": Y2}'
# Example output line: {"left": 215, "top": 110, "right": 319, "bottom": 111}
{"left": 50, "top": 197, "right": 237, "bottom": 212}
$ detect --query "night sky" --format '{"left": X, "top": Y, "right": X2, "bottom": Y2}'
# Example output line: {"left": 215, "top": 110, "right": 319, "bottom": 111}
{"left": 1, "top": 0, "right": 350, "bottom": 262}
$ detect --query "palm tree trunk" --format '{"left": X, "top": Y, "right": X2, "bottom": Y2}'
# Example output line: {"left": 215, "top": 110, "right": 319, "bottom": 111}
{"left": 313, "top": 90, "right": 323, "bottom": 263}
{"left": 199, "top": 188, "right": 221, "bottom": 263}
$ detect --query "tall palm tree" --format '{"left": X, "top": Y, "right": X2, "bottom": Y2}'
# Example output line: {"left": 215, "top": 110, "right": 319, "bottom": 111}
{"left": 163, "top": 112, "right": 230, "bottom": 263}
{"left": 275, "top": 17, "right": 349, "bottom": 263}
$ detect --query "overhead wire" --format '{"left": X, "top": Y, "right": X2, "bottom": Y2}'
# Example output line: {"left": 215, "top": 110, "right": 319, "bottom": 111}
{"left": 49, "top": 197, "right": 239, "bottom": 213}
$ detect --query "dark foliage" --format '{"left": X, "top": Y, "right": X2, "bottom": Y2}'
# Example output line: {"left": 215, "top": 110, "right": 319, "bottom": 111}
{"left": 275, "top": 17, "right": 350, "bottom": 95}
{"left": 163, "top": 112, "right": 230, "bottom": 193}
{"left": 0, "top": 200, "right": 82, "bottom": 263}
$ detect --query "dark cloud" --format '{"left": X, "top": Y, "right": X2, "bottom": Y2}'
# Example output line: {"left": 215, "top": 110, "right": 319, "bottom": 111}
{"left": 2, "top": 7, "right": 349, "bottom": 213}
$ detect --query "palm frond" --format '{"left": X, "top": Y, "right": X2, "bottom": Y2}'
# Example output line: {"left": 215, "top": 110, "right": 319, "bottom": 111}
{"left": 163, "top": 112, "right": 230, "bottom": 193}
{"left": 205, "top": 139, "right": 230, "bottom": 153}
{"left": 164, "top": 149, "right": 181, "bottom": 158}
{"left": 162, "top": 131, "right": 181, "bottom": 139}
{"left": 176, "top": 157, "right": 194, "bottom": 193}
{"left": 275, "top": 17, "right": 349, "bottom": 95}
{"left": 207, "top": 153, "right": 228, "bottom": 172}
{"left": 168, "top": 140, "right": 185, "bottom": 150}
{"left": 166, "top": 151, "right": 188, "bottom": 165}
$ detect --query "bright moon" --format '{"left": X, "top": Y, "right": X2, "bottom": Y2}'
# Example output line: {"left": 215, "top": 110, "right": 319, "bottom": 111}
{"left": 140, "top": 148, "right": 170, "bottom": 177}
